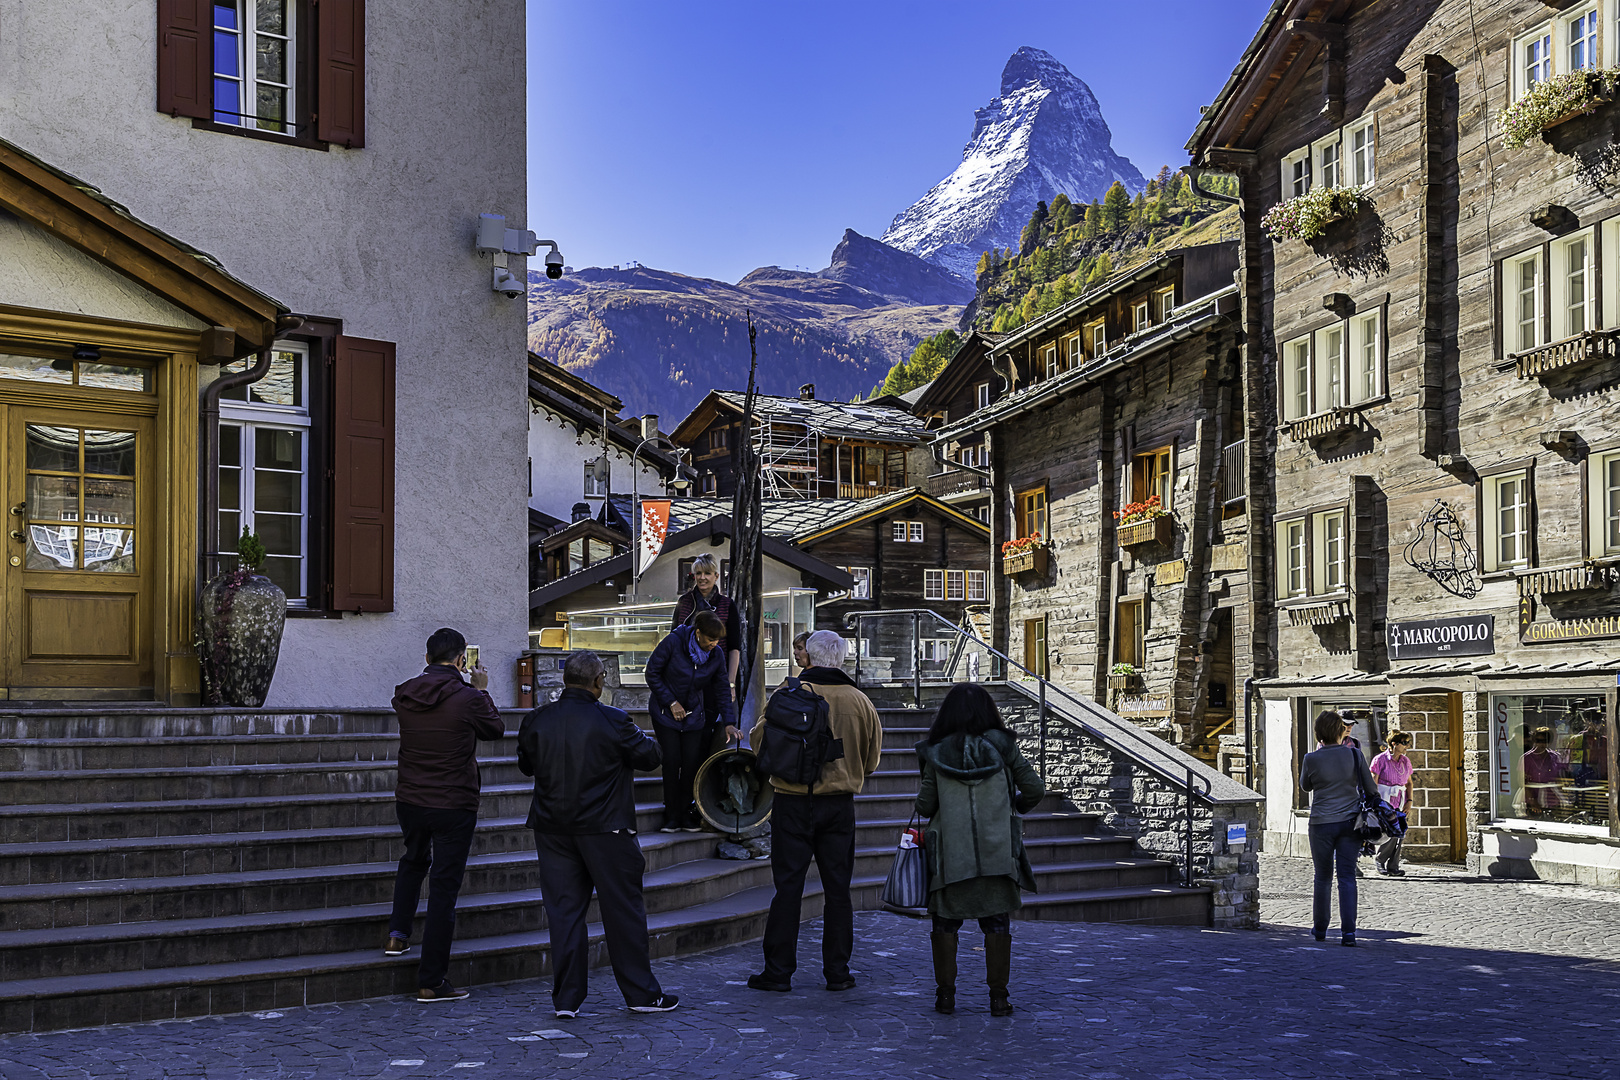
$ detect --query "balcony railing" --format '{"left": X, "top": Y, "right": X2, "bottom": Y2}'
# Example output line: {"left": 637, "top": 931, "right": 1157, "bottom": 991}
{"left": 835, "top": 482, "right": 903, "bottom": 499}
{"left": 920, "top": 469, "right": 990, "bottom": 499}
{"left": 1504, "top": 328, "right": 1620, "bottom": 378}
{"left": 1283, "top": 408, "right": 1360, "bottom": 442}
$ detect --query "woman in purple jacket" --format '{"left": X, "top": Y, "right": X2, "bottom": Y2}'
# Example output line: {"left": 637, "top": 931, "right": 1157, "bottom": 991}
{"left": 645, "top": 610, "right": 740, "bottom": 832}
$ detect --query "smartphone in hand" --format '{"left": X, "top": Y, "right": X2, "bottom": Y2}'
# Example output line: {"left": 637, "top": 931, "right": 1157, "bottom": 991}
{"left": 465, "top": 645, "right": 481, "bottom": 671}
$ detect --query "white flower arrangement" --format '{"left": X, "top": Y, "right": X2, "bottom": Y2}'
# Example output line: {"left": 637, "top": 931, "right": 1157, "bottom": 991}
{"left": 1260, "top": 186, "right": 1373, "bottom": 242}
{"left": 1499, "top": 68, "right": 1616, "bottom": 149}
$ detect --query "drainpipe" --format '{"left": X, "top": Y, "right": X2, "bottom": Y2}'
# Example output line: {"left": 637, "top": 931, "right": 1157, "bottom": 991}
{"left": 1182, "top": 165, "right": 1241, "bottom": 206}
{"left": 1242, "top": 675, "right": 1257, "bottom": 791}
{"left": 200, "top": 316, "right": 304, "bottom": 575}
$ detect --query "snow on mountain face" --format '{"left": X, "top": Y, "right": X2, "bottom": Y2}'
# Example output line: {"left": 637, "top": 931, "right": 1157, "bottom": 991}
{"left": 881, "top": 47, "right": 1147, "bottom": 280}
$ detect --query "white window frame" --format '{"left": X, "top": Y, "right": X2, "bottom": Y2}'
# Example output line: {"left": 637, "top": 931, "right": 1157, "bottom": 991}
{"left": 212, "top": 0, "right": 297, "bottom": 134}
{"left": 891, "top": 521, "right": 906, "bottom": 542}
{"left": 1483, "top": 471, "right": 1533, "bottom": 573}
{"left": 1132, "top": 300, "right": 1150, "bottom": 333}
{"left": 946, "top": 569, "right": 966, "bottom": 601}
{"left": 1349, "top": 310, "right": 1382, "bottom": 405}
{"left": 1312, "top": 132, "right": 1343, "bottom": 190}
{"left": 1155, "top": 286, "right": 1176, "bottom": 322}
{"left": 1043, "top": 344, "right": 1059, "bottom": 378}
{"left": 1282, "top": 334, "right": 1312, "bottom": 422}
{"left": 847, "top": 566, "right": 872, "bottom": 600}
{"left": 1312, "top": 509, "right": 1348, "bottom": 595}
{"left": 1514, "top": 25, "right": 1556, "bottom": 100}
{"left": 1589, "top": 449, "right": 1620, "bottom": 557}
{"left": 975, "top": 382, "right": 991, "bottom": 411}
{"left": 1568, "top": 4, "right": 1601, "bottom": 71}
{"left": 1511, "top": 8, "right": 1605, "bottom": 101}
{"left": 1281, "top": 147, "right": 1311, "bottom": 198}
{"left": 1345, "top": 117, "right": 1376, "bottom": 188}
{"left": 1084, "top": 318, "right": 1107, "bottom": 358}
{"left": 218, "top": 340, "right": 311, "bottom": 605}
{"left": 1312, "top": 323, "right": 1346, "bottom": 412}
{"left": 924, "top": 569, "right": 945, "bottom": 601}
{"left": 1508, "top": 249, "right": 1546, "bottom": 354}
{"left": 1065, "top": 333, "right": 1084, "bottom": 368}
{"left": 967, "top": 569, "right": 987, "bottom": 601}
{"left": 1553, "top": 229, "right": 1596, "bottom": 341}
{"left": 1277, "top": 518, "right": 1308, "bottom": 599}
{"left": 894, "top": 520, "right": 924, "bottom": 543}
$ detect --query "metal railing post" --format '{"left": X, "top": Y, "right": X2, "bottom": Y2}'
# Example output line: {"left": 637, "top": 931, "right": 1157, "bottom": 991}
{"left": 1184, "top": 766, "right": 1195, "bottom": 889}
{"left": 912, "top": 611, "right": 922, "bottom": 710}
{"left": 853, "top": 616, "right": 863, "bottom": 685}
{"left": 1038, "top": 680, "right": 1048, "bottom": 781}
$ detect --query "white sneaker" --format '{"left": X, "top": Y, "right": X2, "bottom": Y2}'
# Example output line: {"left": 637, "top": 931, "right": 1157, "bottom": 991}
{"left": 554, "top": 1008, "right": 579, "bottom": 1019}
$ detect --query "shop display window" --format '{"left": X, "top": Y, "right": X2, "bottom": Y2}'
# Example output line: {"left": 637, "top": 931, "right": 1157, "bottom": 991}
{"left": 1490, "top": 693, "right": 1612, "bottom": 829}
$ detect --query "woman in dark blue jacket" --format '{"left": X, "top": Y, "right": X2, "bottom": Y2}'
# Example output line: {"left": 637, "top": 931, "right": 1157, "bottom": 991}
{"left": 644, "top": 610, "right": 739, "bottom": 832}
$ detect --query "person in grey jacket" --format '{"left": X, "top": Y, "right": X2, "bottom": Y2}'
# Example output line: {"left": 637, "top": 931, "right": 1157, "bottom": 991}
{"left": 915, "top": 684, "right": 1044, "bottom": 1017}
{"left": 1299, "top": 710, "right": 1380, "bottom": 947}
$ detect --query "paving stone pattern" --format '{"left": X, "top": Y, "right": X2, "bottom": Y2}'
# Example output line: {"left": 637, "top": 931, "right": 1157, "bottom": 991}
{"left": 2, "top": 855, "right": 1618, "bottom": 1079}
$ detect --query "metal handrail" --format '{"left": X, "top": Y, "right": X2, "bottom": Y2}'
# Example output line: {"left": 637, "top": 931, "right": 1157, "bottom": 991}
{"left": 842, "top": 607, "right": 1218, "bottom": 888}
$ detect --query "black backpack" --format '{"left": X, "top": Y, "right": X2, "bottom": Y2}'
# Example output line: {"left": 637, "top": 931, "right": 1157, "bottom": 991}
{"left": 755, "top": 677, "right": 844, "bottom": 790}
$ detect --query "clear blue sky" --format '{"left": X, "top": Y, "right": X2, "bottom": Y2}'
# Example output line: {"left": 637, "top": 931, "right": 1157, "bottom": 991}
{"left": 526, "top": 1, "right": 1271, "bottom": 284}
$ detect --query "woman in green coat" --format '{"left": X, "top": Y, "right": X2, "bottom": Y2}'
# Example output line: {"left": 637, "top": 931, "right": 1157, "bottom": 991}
{"left": 915, "top": 684, "right": 1045, "bottom": 1016}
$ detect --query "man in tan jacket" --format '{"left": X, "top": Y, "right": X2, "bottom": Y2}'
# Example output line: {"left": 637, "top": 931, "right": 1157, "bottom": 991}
{"left": 747, "top": 630, "right": 883, "bottom": 993}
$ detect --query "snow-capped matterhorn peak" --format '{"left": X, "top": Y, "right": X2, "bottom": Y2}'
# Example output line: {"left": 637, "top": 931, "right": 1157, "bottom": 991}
{"left": 881, "top": 46, "right": 1146, "bottom": 280}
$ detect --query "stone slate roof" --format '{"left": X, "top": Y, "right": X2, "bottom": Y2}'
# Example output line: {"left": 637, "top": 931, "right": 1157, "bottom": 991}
{"left": 604, "top": 491, "right": 913, "bottom": 542}
{"left": 714, "top": 391, "right": 928, "bottom": 443}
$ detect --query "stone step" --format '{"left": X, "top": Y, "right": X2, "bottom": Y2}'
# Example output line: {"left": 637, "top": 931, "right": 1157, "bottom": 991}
{"left": 0, "top": 734, "right": 409, "bottom": 772}
{"left": 0, "top": 881, "right": 817, "bottom": 1033}
{"left": 0, "top": 710, "right": 462, "bottom": 742}
{"left": 0, "top": 857, "right": 779, "bottom": 981}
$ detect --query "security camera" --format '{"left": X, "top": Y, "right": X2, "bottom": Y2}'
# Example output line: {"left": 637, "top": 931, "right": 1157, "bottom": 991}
{"left": 545, "top": 250, "right": 565, "bottom": 280}
{"left": 493, "top": 266, "right": 525, "bottom": 298}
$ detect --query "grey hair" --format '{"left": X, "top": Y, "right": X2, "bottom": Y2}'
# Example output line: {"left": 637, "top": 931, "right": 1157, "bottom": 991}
{"left": 690, "top": 553, "right": 720, "bottom": 575}
{"left": 804, "top": 630, "right": 847, "bottom": 669}
{"left": 563, "top": 650, "right": 606, "bottom": 687}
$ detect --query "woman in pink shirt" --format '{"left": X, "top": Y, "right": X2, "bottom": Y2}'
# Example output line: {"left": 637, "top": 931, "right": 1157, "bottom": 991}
{"left": 1370, "top": 731, "right": 1414, "bottom": 876}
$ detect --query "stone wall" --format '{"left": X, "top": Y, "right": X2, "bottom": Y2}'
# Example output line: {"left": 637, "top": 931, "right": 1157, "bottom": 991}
{"left": 991, "top": 686, "right": 1261, "bottom": 929}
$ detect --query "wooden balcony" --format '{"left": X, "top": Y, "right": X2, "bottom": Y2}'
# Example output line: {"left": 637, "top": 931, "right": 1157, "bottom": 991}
{"left": 1117, "top": 515, "right": 1172, "bottom": 548}
{"left": 1284, "top": 408, "right": 1360, "bottom": 442}
{"left": 920, "top": 470, "right": 990, "bottom": 499}
{"left": 1504, "top": 329, "right": 1620, "bottom": 379}
{"left": 835, "top": 482, "right": 902, "bottom": 499}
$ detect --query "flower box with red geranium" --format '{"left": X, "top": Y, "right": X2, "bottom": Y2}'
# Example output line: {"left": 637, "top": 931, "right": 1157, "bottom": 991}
{"left": 1115, "top": 496, "right": 1171, "bottom": 548}
{"left": 1001, "top": 533, "right": 1048, "bottom": 576}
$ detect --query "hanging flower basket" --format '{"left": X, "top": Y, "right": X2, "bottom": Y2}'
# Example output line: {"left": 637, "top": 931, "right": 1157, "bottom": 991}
{"left": 1002, "top": 534, "right": 1049, "bottom": 576}
{"left": 1260, "top": 186, "right": 1373, "bottom": 242}
{"left": 1499, "top": 68, "right": 1617, "bottom": 149}
{"left": 1115, "top": 496, "right": 1171, "bottom": 547}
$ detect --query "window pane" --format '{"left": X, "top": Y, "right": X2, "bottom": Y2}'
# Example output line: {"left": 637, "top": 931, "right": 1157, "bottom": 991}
{"left": 83, "top": 430, "right": 136, "bottom": 476}
{"left": 83, "top": 478, "right": 135, "bottom": 527}
{"left": 255, "top": 82, "right": 287, "bottom": 132}
{"left": 1494, "top": 693, "right": 1610, "bottom": 826}
{"left": 256, "top": 0, "right": 286, "bottom": 34}
{"left": 0, "top": 353, "right": 72, "bottom": 386}
{"left": 254, "top": 512, "right": 300, "bottom": 556}
{"left": 1608, "top": 457, "right": 1620, "bottom": 550}
{"left": 255, "top": 427, "right": 301, "bottom": 471}
{"left": 220, "top": 424, "right": 242, "bottom": 469}
{"left": 219, "top": 510, "right": 241, "bottom": 547}
{"left": 262, "top": 554, "right": 302, "bottom": 598}
{"left": 76, "top": 363, "right": 151, "bottom": 392}
{"left": 253, "top": 469, "right": 300, "bottom": 514}
{"left": 26, "top": 425, "right": 78, "bottom": 472}
{"left": 1516, "top": 258, "right": 1540, "bottom": 352}
{"left": 82, "top": 528, "right": 134, "bottom": 573}
{"left": 27, "top": 525, "right": 78, "bottom": 570}
{"left": 27, "top": 476, "right": 78, "bottom": 522}
{"left": 1566, "top": 239, "right": 1589, "bottom": 336}
{"left": 1570, "top": 12, "right": 1598, "bottom": 70}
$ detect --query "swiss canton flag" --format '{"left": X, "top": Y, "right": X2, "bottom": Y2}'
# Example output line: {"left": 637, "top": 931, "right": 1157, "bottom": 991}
{"left": 637, "top": 499, "right": 671, "bottom": 576}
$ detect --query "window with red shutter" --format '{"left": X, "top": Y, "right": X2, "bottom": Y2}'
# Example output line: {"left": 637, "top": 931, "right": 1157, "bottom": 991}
{"left": 317, "top": 0, "right": 366, "bottom": 148}
{"left": 331, "top": 336, "right": 393, "bottom": 611}
{"left": 156, "top": 0, "right": 211, "bottom": 119}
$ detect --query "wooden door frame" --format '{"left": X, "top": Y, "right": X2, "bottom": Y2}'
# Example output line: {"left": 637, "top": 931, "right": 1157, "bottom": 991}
{"left": 0, "top": 305, "right": 202, "bottom": 702}
{"left": 1447, "top": 691, "right": 1467, "bottom": 862}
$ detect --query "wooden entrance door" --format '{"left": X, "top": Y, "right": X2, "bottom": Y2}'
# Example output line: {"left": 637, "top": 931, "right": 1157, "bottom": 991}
{"left": 1447, "top": 692, "right": 1467, "bottom": 861}
{"left": 3, "top": 406, "right": 154, "bottom": 696}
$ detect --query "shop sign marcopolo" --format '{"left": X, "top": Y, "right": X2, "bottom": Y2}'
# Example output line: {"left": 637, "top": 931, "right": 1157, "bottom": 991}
{"left": 1385, "top": 615, "right": 1495, "bottom": 660}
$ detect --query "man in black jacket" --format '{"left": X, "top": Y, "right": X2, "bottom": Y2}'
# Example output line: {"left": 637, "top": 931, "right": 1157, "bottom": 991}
{"left": 388, "top": 627, "right": 507, "bottom": 1003}
{"left": 518, "top": 650, "right": 678, "bottom": 1017}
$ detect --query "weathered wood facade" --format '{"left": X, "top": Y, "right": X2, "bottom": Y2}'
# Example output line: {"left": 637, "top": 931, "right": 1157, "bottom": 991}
{"left": 1191, "top": 0, "right": 1620, "bottom": 879}
{"left": 935, "top": 244, "right": 1250, "bottom": 764}
{"left": 912, "top": 331, "right": 1002, "bottom": 522}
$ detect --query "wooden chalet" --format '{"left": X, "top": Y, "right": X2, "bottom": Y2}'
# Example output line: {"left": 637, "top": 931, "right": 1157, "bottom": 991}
{"left": 669, "top": 386, "right": 929, "bottom": 501}
{"left": 934, "top": 243, "right": 1247, "bottom": 763}
{"left": 910, "top": 330, "right": 1004, "bottom": 523}
{"left": 1190, "top": 0, "right": 1620, "bottom": 879}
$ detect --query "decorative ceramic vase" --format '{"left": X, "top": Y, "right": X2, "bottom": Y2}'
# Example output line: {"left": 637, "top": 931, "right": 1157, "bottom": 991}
{"left": 198, "top": 570, "right": 287, "bottom": 707}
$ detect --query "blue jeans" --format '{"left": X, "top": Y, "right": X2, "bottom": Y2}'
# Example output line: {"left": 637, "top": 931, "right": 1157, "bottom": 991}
{"left": 1308, "top": 817, "right": 1360, "bottom": 937}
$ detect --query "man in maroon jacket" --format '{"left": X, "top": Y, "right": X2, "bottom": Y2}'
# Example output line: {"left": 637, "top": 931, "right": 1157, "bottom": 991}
{"left": 387, "top": 627, "right": 506, "bottom": 1002}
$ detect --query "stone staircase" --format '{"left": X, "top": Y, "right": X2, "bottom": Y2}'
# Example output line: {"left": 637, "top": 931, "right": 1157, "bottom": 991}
{"left": 0, "top": 693, "right": 1208, "bottom": 1032}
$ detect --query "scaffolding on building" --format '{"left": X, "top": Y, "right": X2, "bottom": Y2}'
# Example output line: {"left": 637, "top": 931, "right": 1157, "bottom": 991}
{"left": 754, "top": 419, "right": 819, "bottom": 499}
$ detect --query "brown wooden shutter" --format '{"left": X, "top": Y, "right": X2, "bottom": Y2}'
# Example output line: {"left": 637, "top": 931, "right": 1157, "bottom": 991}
{"left": 156, "top": 0, "right": 211, "bottom": 119}
{"left": 316, "top": 0, "right": 366, "bottom": 147}
{"left": 332, "top": 336, "right": 394, "bottom": 611}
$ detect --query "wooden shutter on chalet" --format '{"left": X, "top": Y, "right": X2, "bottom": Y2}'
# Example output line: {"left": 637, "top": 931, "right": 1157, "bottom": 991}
{"left": 316, "top": 0, "right": 366, "bottom": 147}
{"left": 332, "top": 336, "right": 394, "bottom": 611}
{"left": 156, "top": 0, "right": 211, "bottom": 119}
{"left": 1350, "top": 474, "right": 1379, "bottom": 669}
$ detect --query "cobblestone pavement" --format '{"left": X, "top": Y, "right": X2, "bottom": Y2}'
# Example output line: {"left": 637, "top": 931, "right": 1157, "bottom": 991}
{"left": 3, "top": 854, "right": 1619, "bottom": 1080}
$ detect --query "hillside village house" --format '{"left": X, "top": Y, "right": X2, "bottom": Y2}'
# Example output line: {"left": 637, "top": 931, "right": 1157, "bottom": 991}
{"left": 1191, "top": 0, "right": 1620, "bottom": 881}
{"left": 0, "top": 2, "right": 529, "bottom": 704}
{"left": 911, "top": 330, "right": 1003, "bottom": 526}
{"left": 671, "top": 386, "right": 931, "bottom": 501}
{"left": 934, "top": 243, "right": 1251, "bottom": 767}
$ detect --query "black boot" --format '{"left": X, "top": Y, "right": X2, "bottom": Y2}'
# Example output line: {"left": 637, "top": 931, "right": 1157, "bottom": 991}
{"left": 986, "top": 932, "right": 1012, "bottom": 1016}
{"left": 930, "top": 931, "right": 957, "bottom": 1014}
